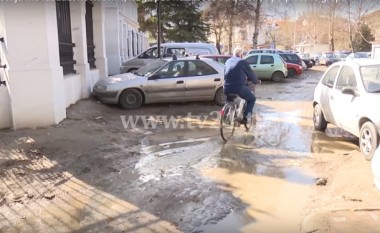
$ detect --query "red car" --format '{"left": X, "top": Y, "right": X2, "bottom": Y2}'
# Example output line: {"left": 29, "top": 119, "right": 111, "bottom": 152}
{"left": 286, "top": 62, "right": 302, "bottom": 78}
{"left": 200, "top": 55, "right": 232, "bottom": 65}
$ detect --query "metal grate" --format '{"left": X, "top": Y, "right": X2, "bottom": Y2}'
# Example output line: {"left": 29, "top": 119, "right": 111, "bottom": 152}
{"left": 56, "top": 0, "right": 76, "bottom": 75}
{"left": 86, "top": 0, "right": 96, "bottom": 69}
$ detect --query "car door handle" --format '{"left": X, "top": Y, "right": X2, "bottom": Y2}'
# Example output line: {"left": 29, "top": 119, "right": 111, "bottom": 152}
{"left": 214, "top": 78, "right": 221, "bottom": 82}
{"left": 253, "top": 66, "right": 256, "bottom": 67}
{"left": 177, "top": 80, "right": 184, "bottom": 84}
{"left": 271, "top": 65, "right": 274, "bottom": 67}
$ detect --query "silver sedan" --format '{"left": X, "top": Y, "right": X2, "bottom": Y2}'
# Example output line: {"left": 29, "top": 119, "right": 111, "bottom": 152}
{"left": 93, "top": 57, "right": 226, "bottom": 109}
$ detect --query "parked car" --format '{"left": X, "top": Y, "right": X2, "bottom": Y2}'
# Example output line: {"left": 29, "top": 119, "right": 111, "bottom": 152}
{"left": 346, "top": 52, "right": 371, "bottom": 61}
{"left": 244, "top": 53, "right": 288, "bottom": 81}
{"left": 286, "top": 63, "right": 303, "bottom": 78}
{"left": 246, "top": 49, "right": 284, "bottom": 55}
{"left": 120, "top": 43, "right": 219, "bottom": 73}
{"left": 319, "top": 52, "right": 341, "bottom": 66}
{"left": 334, "top": 51, "right": 349, "bottom": 61}
{"left": 299, "top": 53, "right": 316, "bottom": 66}
{"left": 95, "top": 57, "right": 225, "bottom": 109}
{"left": 278, "top": 53, "right": 303, "bottom": 67}
{"left": 200, "top": 55, "right": 232, "bottom": 65}
{"left": 313, "top": 60, "right": 380, "bottom": 160}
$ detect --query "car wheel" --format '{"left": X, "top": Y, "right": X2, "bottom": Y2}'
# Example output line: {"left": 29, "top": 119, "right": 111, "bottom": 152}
{"left": 313, "top": 104, "right": 327, "bottom": 131}
{"left": 288, "top": 68, "right": 296, "bottom": 78}
{"left": 119, "top": 89, "right": 143, "bottom": 110}
{"left": 359, "top": 122, "right": 379, "bottom": 160}
{"left": 214, "top": 87, "right": 225, "bottom": 106}
{"left": 271, "top": 71, "right": 284, "bottom": 82}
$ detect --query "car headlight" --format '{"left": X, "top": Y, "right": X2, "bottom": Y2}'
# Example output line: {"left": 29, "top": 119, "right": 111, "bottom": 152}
{"left": 95, "top": 84, "right": 107, "bottom": 91}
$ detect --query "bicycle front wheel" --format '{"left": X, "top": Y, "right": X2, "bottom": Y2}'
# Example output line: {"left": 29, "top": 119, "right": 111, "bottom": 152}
{"left": 244, "top": 113, "right": 255, "bottom": 132}
{"left": 220, "top": 104, "right": 236, "bottom": 142}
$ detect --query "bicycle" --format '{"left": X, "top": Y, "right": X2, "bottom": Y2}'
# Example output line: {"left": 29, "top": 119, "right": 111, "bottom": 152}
{"left": 219, "top": 82, "right": 257, "bottom": 142}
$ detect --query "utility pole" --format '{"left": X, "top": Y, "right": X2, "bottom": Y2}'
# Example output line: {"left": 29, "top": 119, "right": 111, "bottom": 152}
{"left": 156, "top": 0, "right": 161, "bottom": 58}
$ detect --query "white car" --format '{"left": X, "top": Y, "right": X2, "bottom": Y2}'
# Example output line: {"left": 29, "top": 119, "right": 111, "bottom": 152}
{"left": 313, "top": 60, "right": 380, "bottom": 160}
{"left": 346, "top": 52, "right": 371, "bottom": 61}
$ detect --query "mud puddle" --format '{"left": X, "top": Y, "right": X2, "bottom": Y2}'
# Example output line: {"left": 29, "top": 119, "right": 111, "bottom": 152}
{"left": 134, "top": 125, "right": 317, "bottom": 232}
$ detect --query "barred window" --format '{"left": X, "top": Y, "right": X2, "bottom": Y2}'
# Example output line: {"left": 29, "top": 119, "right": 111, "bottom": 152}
{"left": 86, "top": 0, "right": 96, "bottom": 69}
{"left": 56, "top": 0, "right": 76, "bottom": 75}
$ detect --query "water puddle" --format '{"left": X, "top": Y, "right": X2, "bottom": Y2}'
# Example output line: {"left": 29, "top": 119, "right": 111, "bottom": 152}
{"left": 132, "top": 108, "right": 338, "bottom": 233}
{"left": 197, "top": 210, "right": 252, "bottom": 233}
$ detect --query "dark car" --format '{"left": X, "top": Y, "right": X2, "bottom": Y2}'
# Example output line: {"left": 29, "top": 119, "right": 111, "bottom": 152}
{"left": 278, "top": 53, "right": 302, "bottom": 67}
{"left": 302, "top": 59, "right": 313, "bottom": 68}
{"left": 319, "top": 52, "right": 341, "bottom": 66}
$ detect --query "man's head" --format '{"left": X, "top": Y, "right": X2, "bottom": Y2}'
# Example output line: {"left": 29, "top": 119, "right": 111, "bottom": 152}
{"left": 233, "top": 47, "right": 243, "bottom": 58}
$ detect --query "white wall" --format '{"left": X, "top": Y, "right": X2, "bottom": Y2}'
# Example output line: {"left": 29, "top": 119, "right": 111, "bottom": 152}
{"left": 105, "top": 1, "right": 149, "bottom": 76}
{"left": 372, "top": 43, "right": 380, "bottom": 60}
{"left": 0, "top": 1, "right": 107, "bottom": 129}
{"left": 1, "top": 2, "right": 66, "bottom": 129}
{"left": 0, "top": 86, "right": 11, "bottom": 129}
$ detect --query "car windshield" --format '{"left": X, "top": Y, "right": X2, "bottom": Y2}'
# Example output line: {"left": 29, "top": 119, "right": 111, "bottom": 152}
{"left": 133, "top": 60, "right": 168, "bottom": 77}
{"left": 360, "top": 65, "right": 380, "bottom": 93}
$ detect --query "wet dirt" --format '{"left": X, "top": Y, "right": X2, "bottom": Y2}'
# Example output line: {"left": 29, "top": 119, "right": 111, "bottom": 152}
{"left": 1, "top": 66, "right": 380, "bottom": 233}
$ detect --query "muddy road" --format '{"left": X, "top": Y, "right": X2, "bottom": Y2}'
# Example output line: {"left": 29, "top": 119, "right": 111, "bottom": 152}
{"left": 1, "top": 66, "right": 380, "bottom": 233}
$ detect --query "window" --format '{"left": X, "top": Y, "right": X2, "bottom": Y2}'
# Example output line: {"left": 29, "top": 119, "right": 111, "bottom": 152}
{"left": 157, "top": 61, "right": 186, "bottom": 78}
{"left": 321, "top": 66, "right": 339, "bottom": 87}
{"left": 188, "top": 60, "right": 218, "bottom": 76}
{"left": 166, "top": 48, "right": 186, "bottom": 57}
{"left": 85, "top": 0, "right": 96, "bottom": 69}
{"left": 279, "top": 54, "right": 289, "bottom": 62}
{"left": 245, "top": 55, "right": 258, "bottom": 64}
{"left": 56, "top": 1, "right": 76, "bottom": 75}
{"left": 260, "top": 55, "right": 274, "bottom": 64}
{"left": 336, "top": 66, "right": 356, "bottom": 90}
{"left": 139, "top": 47, "right": 163, "bottom": 59}
{"left": 360, "top": 65, "right": 380, "bottom": 92}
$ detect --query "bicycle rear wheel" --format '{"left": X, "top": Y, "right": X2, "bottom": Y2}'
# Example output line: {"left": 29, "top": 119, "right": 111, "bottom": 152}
{"left": 220, "top": 104, "right": 236, "bottom": 142}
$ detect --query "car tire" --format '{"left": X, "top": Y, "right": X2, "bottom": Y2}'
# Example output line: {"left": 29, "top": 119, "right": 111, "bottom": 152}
{"left": 272, "top": 71, "right": 284, "bottom": 82}
{"left": 359, "top": 122, "right": 379, "bottom": 161}
{"left": 119, "top": 89, "right": 143, "bottom": 110}
{"left": 288, "top": 68, "right": 296, "bottom": 78}
{"left": 214, "top": 88, "right": 225, "bottom": 106}
{"left": 313, "top": 104, "right": 327, "bottom": 131}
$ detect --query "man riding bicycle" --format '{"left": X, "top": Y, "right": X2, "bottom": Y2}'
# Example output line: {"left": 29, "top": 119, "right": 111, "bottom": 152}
{"left": 224, "top": 47, "right": 261, "bottom": 125}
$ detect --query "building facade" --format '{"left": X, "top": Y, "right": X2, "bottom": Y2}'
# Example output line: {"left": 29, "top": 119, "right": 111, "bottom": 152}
{"left": 0, "top": 1, "right": 148, "bottom": 129}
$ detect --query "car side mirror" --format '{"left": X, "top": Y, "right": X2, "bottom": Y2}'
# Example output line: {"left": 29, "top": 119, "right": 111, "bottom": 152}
{"left": 341, "top": 87, "right": 358, "bottom": 96}
{"left": 148, "top": 74, "right": 160, "bottom": 80}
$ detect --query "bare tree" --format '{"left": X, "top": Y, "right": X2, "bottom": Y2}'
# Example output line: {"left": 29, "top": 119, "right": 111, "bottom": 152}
{"left": 251, "top": 0, "right": 264, "bottom": 49}
{"left": 342, "top": 0, "right": 376, "bottom": 52}
{"left": 203, "top": 2, "right": 228, "bottom": 53}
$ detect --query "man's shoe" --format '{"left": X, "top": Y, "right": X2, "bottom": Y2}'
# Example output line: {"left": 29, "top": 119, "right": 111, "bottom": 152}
{"left": 240, "top": 117, "right": 247, "bottom": 125}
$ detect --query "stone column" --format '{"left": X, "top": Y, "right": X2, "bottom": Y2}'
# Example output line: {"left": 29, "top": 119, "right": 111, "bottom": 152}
{"left": 1, "top": 1, "right": 66, "bottom": 129}
{"left": 105, "top": 5, "right": 121, "bottom": 75}
{"left": 70, "top": 1, "right": 92, "bottom": 98}
{"left": 93, "top": 1, "right": 108, "bottom": 80}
